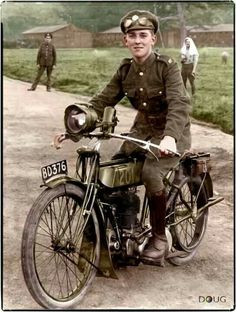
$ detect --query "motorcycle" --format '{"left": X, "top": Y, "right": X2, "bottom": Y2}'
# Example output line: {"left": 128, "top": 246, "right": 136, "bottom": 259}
{"left": 21, "top": 103, "right": 224, "bottom": 309}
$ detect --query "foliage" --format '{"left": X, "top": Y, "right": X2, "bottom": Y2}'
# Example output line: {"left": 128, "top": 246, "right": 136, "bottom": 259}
{"left": 1, "top": 1, "right": 234, "bottom": 40}
{"left": 3, "top": 47, "right": 233, "bottom": 134}
{"left": 1, "top": 2, "right": 66, "bottom": 40}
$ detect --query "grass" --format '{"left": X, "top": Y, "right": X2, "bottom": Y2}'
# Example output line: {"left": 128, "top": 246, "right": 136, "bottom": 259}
{"left": 3, "top": 47, "right": 234, "bottom": 134}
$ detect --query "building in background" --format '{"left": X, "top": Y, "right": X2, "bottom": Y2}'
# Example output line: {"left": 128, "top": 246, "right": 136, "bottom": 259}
{"left": 187, "top": 24, "right": 234, "bottom": 47}
{"left": 95, "top": 23, "right": 234, "bottom": 48}
{"left": 22, "top": 24, "right": 93, "bottom": 48}
{"left": 21, "top": 23, "right": 233, "bottom": 48}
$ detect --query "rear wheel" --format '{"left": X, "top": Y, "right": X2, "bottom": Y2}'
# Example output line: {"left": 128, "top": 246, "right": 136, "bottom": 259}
{"left": 167, "top": 177, "right": 208, "bottom": 265}
{"left": 21, "top": 183, "right": 100, "bottom": 309}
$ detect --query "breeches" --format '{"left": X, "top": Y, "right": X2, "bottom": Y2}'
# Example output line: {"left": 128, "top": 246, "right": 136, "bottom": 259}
{"left": 142, "top": 153, "right": 178, "bottom": 196}
{"left": 118, "top": 112, "right": 191, "bottom": 196}
{"left": 32, "top": 66, "right": 53, "bottom": 87}
{"left": 181, "top": 63, "right": 195, "bottom": 93}
{"left": 119, "top": 135, "right": 179, "bottom": 196}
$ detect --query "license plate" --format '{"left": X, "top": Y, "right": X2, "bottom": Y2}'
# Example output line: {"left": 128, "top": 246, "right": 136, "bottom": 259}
{"left": 41, "top": 160, "right": 68, "bottom": 183}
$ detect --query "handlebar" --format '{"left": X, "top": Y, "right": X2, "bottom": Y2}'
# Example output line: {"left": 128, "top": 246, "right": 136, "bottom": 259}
{"left": 53, "top": 130, "right": 181, "bottom": 158}
{"left": 54, "top": 105, "right": 211, "bottom": 159}
{"left": 107, "top": 133, "right": 181, "bottom": 157}
{"left": 52, "top": 131, "right": 211, "bottom": 162}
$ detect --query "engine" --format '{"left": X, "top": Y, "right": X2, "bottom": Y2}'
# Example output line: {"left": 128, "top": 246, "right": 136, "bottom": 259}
{"left": 104, "top": 189, "right": 140, "bottom": 229}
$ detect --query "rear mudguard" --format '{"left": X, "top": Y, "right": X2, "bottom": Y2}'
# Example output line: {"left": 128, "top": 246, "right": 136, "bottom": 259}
{"left": 201, "top": 172, "right": 213, "bottom": 198}
{"left": 191, "top": 173, "right": 213, "bottom": 199}
{"left": 41, "top": 175, "right": 118, "bottom": 279}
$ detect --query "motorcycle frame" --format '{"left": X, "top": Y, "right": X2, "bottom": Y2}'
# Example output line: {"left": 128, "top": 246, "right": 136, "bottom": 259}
{"left": 42, "top": 132, "right": 223, "bottom": 278}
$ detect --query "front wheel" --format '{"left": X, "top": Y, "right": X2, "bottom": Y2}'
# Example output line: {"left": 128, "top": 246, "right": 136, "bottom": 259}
{"left": 21, "top": 183, "right": 100, "bottom": 309}
{"left": 167, "top": 176, "right": 208, "bottom": 265}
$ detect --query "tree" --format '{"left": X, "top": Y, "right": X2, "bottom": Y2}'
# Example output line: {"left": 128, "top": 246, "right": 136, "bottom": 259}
{"left": 1, "top": 1, "right": 234, "bottom": 42}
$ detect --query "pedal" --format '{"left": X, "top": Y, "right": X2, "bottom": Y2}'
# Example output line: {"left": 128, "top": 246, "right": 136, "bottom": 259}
{"left": 208, "top": 197, "right": 217, "bottom": 202}
{"left": 140, "top": 257, "right": 165, "bottom": 267}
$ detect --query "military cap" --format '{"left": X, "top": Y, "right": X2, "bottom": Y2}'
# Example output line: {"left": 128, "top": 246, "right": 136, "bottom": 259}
{"left": 120, "top": 10, "right": 158, "bottom": 34}
{"left": 44, "top": 33, "right": 53, "bottom": 39}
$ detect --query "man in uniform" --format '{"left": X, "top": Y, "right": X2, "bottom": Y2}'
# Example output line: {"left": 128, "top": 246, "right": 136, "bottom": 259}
{"left": 89, "top": 10, "right": 191, "bottom": 266}
{"left": 55, "top": 10, "right": 191, "bottom": 266}
{"left": 28, "top": 32, "right": 56, "bottom": 92}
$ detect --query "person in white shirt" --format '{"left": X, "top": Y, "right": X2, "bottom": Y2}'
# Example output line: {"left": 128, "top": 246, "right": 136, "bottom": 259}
{"left": 180, "top": 37, "right": 199, "bottom": 95}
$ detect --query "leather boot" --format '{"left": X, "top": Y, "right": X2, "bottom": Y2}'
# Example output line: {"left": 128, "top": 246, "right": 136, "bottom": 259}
{"left": 141, "top": 191, "right": 168, "bottom": 266}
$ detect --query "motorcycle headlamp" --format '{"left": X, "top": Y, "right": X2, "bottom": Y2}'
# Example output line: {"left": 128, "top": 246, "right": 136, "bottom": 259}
{"left": 64, "top": 104, "right": 98, "bottom": 135}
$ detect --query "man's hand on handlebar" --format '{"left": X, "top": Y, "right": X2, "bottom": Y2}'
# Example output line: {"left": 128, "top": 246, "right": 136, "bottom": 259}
{"left": 159, "top": 136, "right": 177, "bottom": 156}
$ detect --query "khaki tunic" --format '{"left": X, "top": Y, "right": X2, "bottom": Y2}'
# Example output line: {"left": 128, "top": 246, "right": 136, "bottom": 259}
{"left": 31, "top": 42, "right": 57, "bottom": 90}
{"left": 90, "top": 52, "right": 191, "bottom": 194}
{"left": 37, "top": 42, "right": 57, "bottom": 67}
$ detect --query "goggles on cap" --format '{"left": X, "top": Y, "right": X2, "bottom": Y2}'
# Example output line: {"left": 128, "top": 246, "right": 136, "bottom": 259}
{"left": 124, "top": 15, "right": 154, "bottom": 31}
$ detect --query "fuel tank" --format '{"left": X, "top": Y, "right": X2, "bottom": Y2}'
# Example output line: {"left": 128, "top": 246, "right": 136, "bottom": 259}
{"left": 99, "top": 158, "right": 143, "bottom": 188}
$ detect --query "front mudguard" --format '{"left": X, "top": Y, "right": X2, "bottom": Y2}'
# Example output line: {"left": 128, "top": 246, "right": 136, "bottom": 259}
{"left": 94, "top": 204, "right": 118, "bottom": 279}
{"left": 41, "top": 175, "right": 86, "bottom": 189}
{"left": 41, "top": 175, "right": 118, "bottom": 279}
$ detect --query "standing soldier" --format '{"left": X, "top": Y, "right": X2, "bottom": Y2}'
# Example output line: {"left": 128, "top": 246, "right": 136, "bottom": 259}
{"left": 180, "top": 37, "right": 199, "bottom": 95}
{"left": 28, "top": 33, "right": 56, "bottom": 92}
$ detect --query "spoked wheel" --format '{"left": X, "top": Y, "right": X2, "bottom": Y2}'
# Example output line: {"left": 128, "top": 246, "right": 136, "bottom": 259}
{"left": 168, "top": 176, "right": 208, "bottom": 265}
{"left": 21, "top": 183, "right": 100, "bottom": 309}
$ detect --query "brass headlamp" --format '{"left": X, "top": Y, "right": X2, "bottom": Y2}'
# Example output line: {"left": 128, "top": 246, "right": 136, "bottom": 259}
{"left": 64, "top": 103, "right": 98, "bottom": 136}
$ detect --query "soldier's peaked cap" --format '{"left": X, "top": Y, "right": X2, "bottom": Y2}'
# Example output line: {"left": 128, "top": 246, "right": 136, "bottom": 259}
{"left": 44, "top": 33, "right": 53, "bottom": 38}
{"left": 120, "top": 10, "right": 158, "bottom": 34}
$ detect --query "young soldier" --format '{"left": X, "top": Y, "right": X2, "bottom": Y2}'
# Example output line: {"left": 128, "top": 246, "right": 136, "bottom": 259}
{"left": 89, "top": 10, "right": 191, "bottom": 265}
{"left": 54, "top": 10, "right": 191, "bottom": 266}
{"left": 28, "top": 33, "right": 56, "bottom": 92}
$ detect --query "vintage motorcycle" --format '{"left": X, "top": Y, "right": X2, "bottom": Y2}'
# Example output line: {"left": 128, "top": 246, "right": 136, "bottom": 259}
{"left": 21, "top": 103, "right": 224, "bottom": 310}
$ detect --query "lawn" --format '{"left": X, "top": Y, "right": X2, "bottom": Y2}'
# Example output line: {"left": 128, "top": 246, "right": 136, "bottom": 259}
{"left": 3, "top": 47, "right": 233, "bottom": 134}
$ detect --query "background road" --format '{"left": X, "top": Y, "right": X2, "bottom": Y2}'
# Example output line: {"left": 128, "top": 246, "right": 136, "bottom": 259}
{"left": 3, "top": 77, "right": 234, "bottom": 310}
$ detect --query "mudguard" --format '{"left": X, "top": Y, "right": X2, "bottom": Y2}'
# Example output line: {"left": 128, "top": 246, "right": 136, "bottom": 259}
{"left": 94, "top": 204, "right": 118, "bottom": 279}
{"left": 189, "top": 173, "right": 213, "bottom": 199}
{"left": 41, "top": 175, "right": 118, "bottom": 279}
{"left": 41, "top": 175, "right": 86, "bottom": 189}
{"left": 202, "top": 172, "right": 213, "bottom": 199}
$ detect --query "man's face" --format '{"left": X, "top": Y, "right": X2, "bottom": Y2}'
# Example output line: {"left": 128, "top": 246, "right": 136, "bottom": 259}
{"left": 124, "top": 29, "right": 156, "bottom": 63}
{"left": 45, "top": 36, "right": 52, "bottom": 43}
{"left": 185, "top": 39, "right": 190, "bottom": 48}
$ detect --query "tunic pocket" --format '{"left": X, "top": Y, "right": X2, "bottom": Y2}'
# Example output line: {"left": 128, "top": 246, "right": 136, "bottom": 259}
{"left": 122, "top": 85, "right": 136, "bottom": 98}
{"left": 147, "top": 87, "right": 165, "bottom": 99}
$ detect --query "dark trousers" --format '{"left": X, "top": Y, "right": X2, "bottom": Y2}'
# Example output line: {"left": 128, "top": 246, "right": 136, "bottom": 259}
{"left": 181, "top": 63, "right": 196, "bottom": 95}
{"left": 31, "top": 66, "right": 53, "bottom": 90}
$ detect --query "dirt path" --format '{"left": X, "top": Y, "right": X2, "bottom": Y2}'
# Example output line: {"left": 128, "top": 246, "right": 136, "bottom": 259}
{"left": 3, "top": 77, "right": 234, "bottom": 310}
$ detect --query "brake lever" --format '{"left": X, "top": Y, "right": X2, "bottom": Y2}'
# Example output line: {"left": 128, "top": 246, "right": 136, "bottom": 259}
{"left": 51, "top": 133, "right": 69, "bottom": 149}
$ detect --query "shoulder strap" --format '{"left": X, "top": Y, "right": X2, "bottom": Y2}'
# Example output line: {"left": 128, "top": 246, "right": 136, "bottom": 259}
{"left": 118, "top": 58, "right": 132, "bottom": 80}
{"left": 154, "top": 52, "right": 175, "bottom": 66}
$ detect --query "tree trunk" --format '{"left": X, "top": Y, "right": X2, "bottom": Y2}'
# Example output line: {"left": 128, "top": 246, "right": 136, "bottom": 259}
{"left": 153, "top": 3, "right": 165, "bottom": 48}
{"left": 177, "top": 3, "right": 187, "bottom": 46}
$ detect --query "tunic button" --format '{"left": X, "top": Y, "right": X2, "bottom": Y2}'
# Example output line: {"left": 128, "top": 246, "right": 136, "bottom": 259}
{"left": 143, "top": 102, "right": 147, "bottom": 107}
{"left": 139, "top": 72, "right": 144, "bottom": 76}
{"left": 159, "top": 91, "right": 162, "bottom": 94}
{"left": 124, "top": 92, "right": 128, "bottom": 95}
{"left": 139, "top": 88, "right": 143, "bottom": 91}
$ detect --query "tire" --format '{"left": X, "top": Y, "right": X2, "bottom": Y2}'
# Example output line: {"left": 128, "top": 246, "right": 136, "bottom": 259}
{"left": 167, "top": 176, "right": 208, "bottom": 266}
{"left": 21, "top": 183, "right": 100, "bottom": 309}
